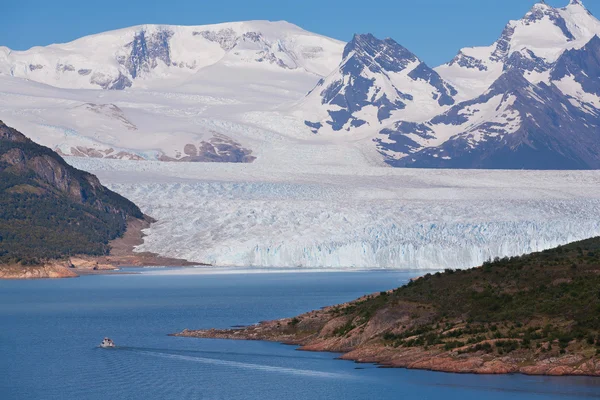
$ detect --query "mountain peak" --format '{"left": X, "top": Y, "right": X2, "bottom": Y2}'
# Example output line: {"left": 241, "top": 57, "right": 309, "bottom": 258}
{"left": 532, "top": 1, "right": 552, "bottom": 9}
{"left": 564, "top": 0, "right": 593, "bottom": 15}
{"left": 301, "top": 33, "right": 457, "bottom": 134}
{"left": 0, "top": 20, "right": 345, "bottom": 90}
{"left": 525, "top": 1, "right": 560, "bottom": 21}
{"left": 343, "top": 33, "right": 416, "bottom": 67}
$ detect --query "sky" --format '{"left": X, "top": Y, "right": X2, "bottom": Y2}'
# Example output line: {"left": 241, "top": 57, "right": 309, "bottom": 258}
{"left": 2, "top": 0, "right": 598, "bottom": 67}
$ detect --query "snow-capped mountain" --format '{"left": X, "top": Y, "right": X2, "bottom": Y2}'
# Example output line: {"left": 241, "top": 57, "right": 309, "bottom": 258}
{"left": 0, "top": 21, "right": 347, "bottom": 163}
{"left": 2, "top": 2, "right": 600, "bottom": 170}
{"left": 436, "top": 0, "right": 600, "bottom": 99}
{"left": 375, "top": 0, "right": 600, "bottom": 169}
{"left": 298, "top": 34, "right": 457, "bottom": 134}
{"left": 0, "top": 20, "right": 343, "bottom": 90}
{"left": 382, "top": 63, "right": 600, "bottom": 169}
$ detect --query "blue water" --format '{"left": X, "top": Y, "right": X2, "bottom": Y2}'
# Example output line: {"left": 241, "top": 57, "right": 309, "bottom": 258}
{"left": 1, "top": 270, "right": 599, "bottom": 400}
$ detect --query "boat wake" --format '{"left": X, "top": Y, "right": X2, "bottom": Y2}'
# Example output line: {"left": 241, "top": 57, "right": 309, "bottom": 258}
{"left": 119, "top": 347, "right": 350, "bottom": 379}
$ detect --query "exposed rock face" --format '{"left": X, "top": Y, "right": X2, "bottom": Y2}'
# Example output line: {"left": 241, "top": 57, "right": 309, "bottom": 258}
{"left": 123, "top": 28, "right": 174, "bottom": 79}
{"left": 56, "top": 147, "right": 145, "bottom": 161}
{"left": 77, "top": 103, "right": 138, "bottom": 130}
{"left": 90, "top": 71, "right": 133, "bottom": 90}
{"left": 0, "top": 121, "right": 143, "bottom": 215}
{"left": 69, "top": 257, "right": 117, "bottom": 271}
{"left": 385, "top": 66, "right": 600, "bottom": 169}
{"left": 174, "top": 134, "right": 256, "bottom": 163}
{"left": 0, "top": 123, "right": 28, "bottom": 143}
{"left": 195, "top": 29, "right": 296, "bottom": 69}
{"left": 193, "top": 28, "right": 239, "bottom": 50}
{"left": 551, "top": 35, "right": 600, "bottom": 96}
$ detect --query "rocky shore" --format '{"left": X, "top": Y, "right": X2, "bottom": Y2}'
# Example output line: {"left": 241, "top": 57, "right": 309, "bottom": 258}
{"left": 0, "top": 261, "right": 79, "bottom": 279}
{"left": 174, "top": 296, "right": 600, "bottom": 376}
{"left": 174, "top": 237, "right": 600, "bottom": 378}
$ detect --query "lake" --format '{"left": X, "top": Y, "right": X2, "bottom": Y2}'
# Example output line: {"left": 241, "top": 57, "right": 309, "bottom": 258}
{"left": 1, "top": 269, "right": 599, "bottom": 400}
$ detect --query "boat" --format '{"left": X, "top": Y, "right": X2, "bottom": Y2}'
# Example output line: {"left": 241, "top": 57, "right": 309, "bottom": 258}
{"left": 100, "top": 337, "right": 115, "bottom": 348}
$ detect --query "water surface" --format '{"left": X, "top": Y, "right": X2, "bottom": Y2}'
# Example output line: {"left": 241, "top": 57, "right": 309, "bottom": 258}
{"left": 1, "top": 270, "right": 599, "bottom": 399}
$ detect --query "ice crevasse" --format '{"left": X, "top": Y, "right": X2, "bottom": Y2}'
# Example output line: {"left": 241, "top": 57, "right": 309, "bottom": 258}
{"left": 94, "top": 174, "right": 600, "bottom": 270}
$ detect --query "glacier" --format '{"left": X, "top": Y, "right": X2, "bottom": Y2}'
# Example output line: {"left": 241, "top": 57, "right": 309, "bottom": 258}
{"left": 70, "top": 158, "right": 600, "bottom": 270}
{"left": 4, "top": 5, "right": 600, "bottom": 269}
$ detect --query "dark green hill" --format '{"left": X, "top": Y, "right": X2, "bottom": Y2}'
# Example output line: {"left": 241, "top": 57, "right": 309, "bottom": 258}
{"left": 355, "top": 237, "right": 600, "bottom": 350}
{"left": 178, "top": 237, "right": 600, "bottom": 375}
{"left": 0, "top": 121, "right": 143, "bottom": 265}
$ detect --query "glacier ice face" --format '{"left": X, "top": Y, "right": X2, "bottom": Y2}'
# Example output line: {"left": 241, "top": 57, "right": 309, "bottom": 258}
{"left": 70, "top": 158, "right": 600, "bottom": 270}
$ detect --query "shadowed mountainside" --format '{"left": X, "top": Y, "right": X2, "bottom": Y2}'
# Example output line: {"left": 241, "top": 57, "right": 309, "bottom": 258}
{"left": 0, "top": 121, "right": 143, "bottom": 265}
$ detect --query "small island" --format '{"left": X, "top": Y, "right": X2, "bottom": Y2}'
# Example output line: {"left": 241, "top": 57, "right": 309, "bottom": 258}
{"left": 175, "top": 237, "right": 600, "bottom": 376}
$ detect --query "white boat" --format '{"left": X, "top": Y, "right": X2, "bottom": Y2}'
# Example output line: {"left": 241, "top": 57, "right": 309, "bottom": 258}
{"left": 100, "top": 337, "right": 115, "bottom": 348}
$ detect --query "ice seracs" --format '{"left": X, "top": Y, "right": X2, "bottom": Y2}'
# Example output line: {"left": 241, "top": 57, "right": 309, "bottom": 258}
{"left": 71, "top": 158, "right": 600, "bottom": 270}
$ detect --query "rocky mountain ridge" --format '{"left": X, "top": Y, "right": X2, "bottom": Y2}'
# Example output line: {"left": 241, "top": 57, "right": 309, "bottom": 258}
{"left": 372, "top": 1, "right": 600, "bottom": 169}
{"left": 300, "top": 34, "right": 457, "bottom": 134}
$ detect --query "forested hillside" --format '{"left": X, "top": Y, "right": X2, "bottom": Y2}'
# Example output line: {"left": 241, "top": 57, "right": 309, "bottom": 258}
{"left": 0, "top": 121, "right": 143, "bottom": 265}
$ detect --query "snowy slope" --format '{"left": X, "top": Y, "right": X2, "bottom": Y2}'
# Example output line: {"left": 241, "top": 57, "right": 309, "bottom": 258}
{"left": 0, "top": 72, "right": 385, "bottom": 168}
{"left": 436, "top": 0, "right": 600, "bottom": 99}
{"left": 296, "top": 34, "right": 457, "bottom": 135}
{"left": 375, "top": 1, "right": 600, "bottom": 169}
{"left": 3, "top": 4, "right": 600, "bottom": 170}
{"left": 0, "top": 21, "right": 343, "bottom": 90}
{"left": 0, "top": 21, "right": 360, "bottom": 164}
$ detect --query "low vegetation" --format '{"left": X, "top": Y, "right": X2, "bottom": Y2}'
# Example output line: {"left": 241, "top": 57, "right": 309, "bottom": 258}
{"left": 329, "top": 237, "right": 600, "bottom": 358}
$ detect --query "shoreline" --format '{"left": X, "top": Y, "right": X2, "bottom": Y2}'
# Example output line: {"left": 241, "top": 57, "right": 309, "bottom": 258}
{"left": 173, "top": 291, "right": 600, "bottom": 377}
{"left": 0, "top": 216, "right": 204, "bottom": 280}
{"left": 174, "top": 325, "right": 600, "bottom": 378}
